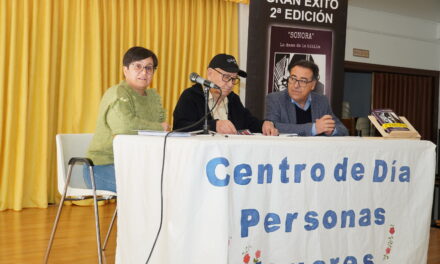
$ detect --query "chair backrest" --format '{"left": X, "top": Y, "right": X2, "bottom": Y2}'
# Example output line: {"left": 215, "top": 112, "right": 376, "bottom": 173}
{"left": 56, "top": 134, "right": 116, "bottom": 197}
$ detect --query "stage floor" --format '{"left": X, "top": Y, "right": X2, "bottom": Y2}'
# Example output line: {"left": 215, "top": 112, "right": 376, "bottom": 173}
{"left": 0, "top": 203, "right": 439, "bottom": 264}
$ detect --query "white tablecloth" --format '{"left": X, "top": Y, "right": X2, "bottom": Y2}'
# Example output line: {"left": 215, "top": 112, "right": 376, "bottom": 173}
{"left": 113, "top": 135, "right": 436, "bottom": 264}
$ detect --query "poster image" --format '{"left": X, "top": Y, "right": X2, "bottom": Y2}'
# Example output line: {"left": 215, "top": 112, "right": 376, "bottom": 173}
{"left": 272, "top": 52, "right": 326, "bottom": 94}
{"left": 267, "top": 25, "right": 333, "bottom": 98}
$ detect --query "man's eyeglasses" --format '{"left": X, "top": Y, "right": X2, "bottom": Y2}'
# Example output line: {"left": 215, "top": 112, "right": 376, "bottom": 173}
{"left": 288, "top": 76, "right": 314, "bottom": 88}
{"left": 131, "top": 63, "right": 156, "bottom": 74}
{"left": 213, "top": 68, "right": 240, "bottom": 85}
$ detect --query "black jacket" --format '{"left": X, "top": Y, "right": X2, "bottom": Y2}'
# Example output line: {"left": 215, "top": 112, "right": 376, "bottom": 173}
{"left": 173, "top": 84, "right": 264, "bottom": 132}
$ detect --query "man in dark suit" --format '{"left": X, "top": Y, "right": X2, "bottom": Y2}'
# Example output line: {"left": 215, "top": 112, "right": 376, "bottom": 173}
{"left": 265, "top": 60, "right": 348, "bottom": 136}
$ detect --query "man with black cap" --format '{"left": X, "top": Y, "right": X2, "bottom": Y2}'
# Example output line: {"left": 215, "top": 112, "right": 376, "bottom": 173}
{"left": 173, "top": 54, "right": 278, "bottom": 135}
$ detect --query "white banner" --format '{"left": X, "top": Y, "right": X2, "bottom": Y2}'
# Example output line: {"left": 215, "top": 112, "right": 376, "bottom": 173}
{"left": 114, "top": 135, "right": 436, "bottom": 264}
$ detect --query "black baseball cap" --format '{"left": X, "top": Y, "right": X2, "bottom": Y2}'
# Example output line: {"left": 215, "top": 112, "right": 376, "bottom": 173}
{"left": 208, "top": 54, "right": 247, "bottom": 78}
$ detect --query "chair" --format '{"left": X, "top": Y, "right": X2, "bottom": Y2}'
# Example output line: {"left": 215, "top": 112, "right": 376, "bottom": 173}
{"left": 355, "top": 117, "right": 372, "bottom": 136}
{"left": 44, "top": 134, "right": 117, "bottom": 264}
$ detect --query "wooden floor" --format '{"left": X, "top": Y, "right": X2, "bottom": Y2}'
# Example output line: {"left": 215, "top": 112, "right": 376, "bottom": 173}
{"left": 0, "top": 203, "right": 439, "bottom": 264}
{"left": 0, "top": 203, "right": 117, "bottom": 264}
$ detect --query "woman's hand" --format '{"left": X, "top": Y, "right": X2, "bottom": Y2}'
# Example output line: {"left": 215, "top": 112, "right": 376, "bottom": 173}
{"left": 161, "top": 122, "right": 170, "bottom": 131}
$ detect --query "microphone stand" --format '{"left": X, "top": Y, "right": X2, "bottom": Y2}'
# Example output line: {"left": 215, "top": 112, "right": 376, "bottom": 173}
{"left": 185, "top": 78, "right": 221, "bottom": 135}
{"left": 191, "top": 84, "right": 216, "bottom": 135}
{"left": 202, "top": 84, "right": 210, "bottom": 134}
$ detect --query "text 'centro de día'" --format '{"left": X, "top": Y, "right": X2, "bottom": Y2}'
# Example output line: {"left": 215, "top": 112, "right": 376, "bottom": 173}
{"left": 205, "top": 157, "right": 410, "bottom": 187}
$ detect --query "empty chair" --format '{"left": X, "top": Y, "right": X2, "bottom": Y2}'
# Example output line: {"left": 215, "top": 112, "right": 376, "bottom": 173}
{"left": 44, "top": 134, "right": 117, "bottom": 264}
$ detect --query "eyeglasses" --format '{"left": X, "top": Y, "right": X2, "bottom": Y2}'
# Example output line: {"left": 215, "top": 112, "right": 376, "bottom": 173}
{"left": 213, "top": 68, "right": 240, "bottom": 85}
{"left": 288, "top": 76, "right": 314, "bottom": 88}
{"left": 131, "top": 62, "right": 156, "bottom": 74}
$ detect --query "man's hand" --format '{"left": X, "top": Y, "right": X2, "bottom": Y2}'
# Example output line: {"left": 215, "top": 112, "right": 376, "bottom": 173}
{"left": 161, "top": 122, "right": 170, "bottom": 131}
{"left": 216, "top": 120, "right": 237, "bottom": 134}
{"left": 262, "top": 121, "right": 279, "bottom": 136}
{"left": 315, "top": 115, "right": 335, "bottom": 135}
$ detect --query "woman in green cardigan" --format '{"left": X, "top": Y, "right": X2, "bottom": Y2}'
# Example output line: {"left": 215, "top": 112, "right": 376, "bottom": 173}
{"left": 84, "top": 46, "right": 169, "bottom": 192}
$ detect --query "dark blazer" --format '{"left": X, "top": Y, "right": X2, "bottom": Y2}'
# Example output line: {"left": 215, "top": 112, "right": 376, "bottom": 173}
{"left": 265, "top": 89, "right": 348, "bottom": 136}
{"left": 173, "top": 84, "right": 264, "bottom": 132}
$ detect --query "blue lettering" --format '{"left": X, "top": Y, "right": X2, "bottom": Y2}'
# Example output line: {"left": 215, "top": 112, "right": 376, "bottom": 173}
{"left": 359, "top": 208, "right": 371, "bottom": 226}
{"left": 285, "top": 213, "right": 298, "bottom": 232}
{"left": 311, "top": 163, "right": 325, "bottom": 182}
{"left": 341, "top": 210, "right": 355, "bottom": 228}
{"left": 279, "top": 157, "right": 290, "bottom": 183}
{"left": 391, "top": 160, "right": 397, "bottom": 182}
{"left": 241, "top": 209, "right": 260, "bottom": 237}
{"left": 304, "top": 211, "right": 319, "bottom": 231}
{"left": 374, "top": 208, "right": 386, "bottom": 225}
{"left": 234, "top": 164, "right": 252, "bottom": 185}
{"left": 334, "top": 157, "right": 348, "bottom": 181}
{"left": 294, "top": 164, "right": 306, "bottom": 183}
{"left": 343, "top": 256, "right": 357, "bottom": 264}
{"left": 351, "top": 163, "right": 364, "bottom": 181}
{"left": 264, "top": 213, "right": 281, "bottom": 233}
{"left": 206, "top": 157, "right": 230, "bottom": 186}
{"left": 363, "top": 254, "right": 374, "bottom": 264}
{"left": 399, "top": 166, "right": 410, "bottom": 182}
{"left": 258, "top": 164, "right": 273, "bottom": 184}
{"left": 323, "top": 210, "right": 337, "bottom": 229}
{"left": 373, "top": 160, "right": 387, "bottom": 182}
{"left": 330, "top": 258, "right": 340, "bottom": 264}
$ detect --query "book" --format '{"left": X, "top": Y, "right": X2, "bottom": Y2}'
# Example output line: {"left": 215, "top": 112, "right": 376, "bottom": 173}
{"left": 371, "top": 109, "right": 409, "bottom": 133}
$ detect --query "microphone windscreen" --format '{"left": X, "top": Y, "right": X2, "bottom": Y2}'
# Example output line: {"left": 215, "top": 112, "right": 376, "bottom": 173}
{"left": 189, "top": 72, "right": 198, "bottom": 82}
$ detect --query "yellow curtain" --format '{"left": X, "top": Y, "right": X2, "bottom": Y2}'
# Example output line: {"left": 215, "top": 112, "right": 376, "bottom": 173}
{"left": 226, "top": 0, "right": 249, "bottom": 3}
{"left": 0, "top": 0, "right": 239, "bottom": 211}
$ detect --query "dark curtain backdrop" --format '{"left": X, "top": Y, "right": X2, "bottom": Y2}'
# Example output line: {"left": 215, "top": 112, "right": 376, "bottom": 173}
{"left": 372, "top": 72, "right": 435, "bottom": 141}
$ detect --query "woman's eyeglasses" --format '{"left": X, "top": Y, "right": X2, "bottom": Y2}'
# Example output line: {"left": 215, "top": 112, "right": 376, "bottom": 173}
{"left": 131, "top": 63, "right": 156, "bottom": 74}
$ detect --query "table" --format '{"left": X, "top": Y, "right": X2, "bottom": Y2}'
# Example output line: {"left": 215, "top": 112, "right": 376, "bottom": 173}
{"left": 113, "top": 135, "right": 436, "bottom": 264}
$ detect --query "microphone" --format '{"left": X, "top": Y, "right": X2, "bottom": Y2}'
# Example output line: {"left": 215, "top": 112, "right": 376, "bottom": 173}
{"left": 189, "top": 73, "right": 220, "bottom": 89}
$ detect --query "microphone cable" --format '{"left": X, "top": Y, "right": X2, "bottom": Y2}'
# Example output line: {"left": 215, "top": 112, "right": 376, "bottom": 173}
{"left": 145, "top": 88, "right": 223, "bottom": 264}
